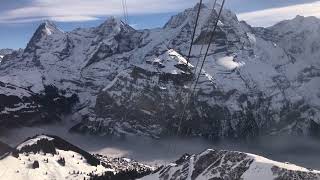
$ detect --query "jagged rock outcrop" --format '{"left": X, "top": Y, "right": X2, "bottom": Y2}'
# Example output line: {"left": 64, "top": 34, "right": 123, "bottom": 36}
{"left": 0, "top": 48, "right": 14, "bottom": 63}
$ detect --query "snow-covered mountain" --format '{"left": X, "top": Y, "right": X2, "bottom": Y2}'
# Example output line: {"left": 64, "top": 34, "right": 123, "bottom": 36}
{"left": 0, "top": 135, "right": 153, "bottom": 180}
{"left": 0, "top": 3, "right": 319, "bottom": 139}
{"left": 142, "top": 149, "right": 320, "bottom": 180}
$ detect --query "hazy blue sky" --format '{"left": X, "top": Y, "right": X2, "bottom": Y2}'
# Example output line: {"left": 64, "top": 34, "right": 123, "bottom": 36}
{"left": 0, "top": 0, "right": 320, "bottom": 49}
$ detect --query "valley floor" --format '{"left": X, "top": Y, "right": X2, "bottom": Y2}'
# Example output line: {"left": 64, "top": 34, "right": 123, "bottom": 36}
{"left": 1, "top": 121, "right": 320, "bottom": 170}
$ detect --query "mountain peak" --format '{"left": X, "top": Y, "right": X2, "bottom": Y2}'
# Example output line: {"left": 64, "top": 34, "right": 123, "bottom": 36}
{"left": 40, "top": 20, "right": 63, "bottom": 35}
{"left": 163, "top": 2, "right": 234, "bottom": 29}
{"left": 97, "top": 16, "right": 134, "bottom": 35}
{"left": 164, "top": 3, "right": 207, "bottom": 29}
{"left": 193, "top": 2, "right": 208, "bottom": 11}
{"left": 24, "top": 20, "right": 63, "bottom": 53}
{"left": 270, "top": 15, "right": 320, "bottom": 34}
{"left": 291, "top": 15, "right": 318, "bottom": 22}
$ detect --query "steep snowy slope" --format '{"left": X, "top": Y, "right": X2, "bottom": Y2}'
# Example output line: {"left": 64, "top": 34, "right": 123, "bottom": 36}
{"left": 0, "top": 3, "right": 319, "bottom": 139}
{"left": 142, "top": 149, "right": 320, "bottom": 180}
{"left": 77, "top": 4, "right": 320, "bottom": 138}
{"left": 255, "top": 15, "right": 320, "bottom": 136}
{"left": 0, "top": 135, "right": 153, "bottom": 180}
{"left": 269, "top": 16, "right": 320, "bottom": 116}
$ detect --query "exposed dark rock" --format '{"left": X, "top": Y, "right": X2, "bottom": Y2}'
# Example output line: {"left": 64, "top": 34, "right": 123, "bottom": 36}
{"left": 32, "top": 160, "right": 40, "bottom": 169}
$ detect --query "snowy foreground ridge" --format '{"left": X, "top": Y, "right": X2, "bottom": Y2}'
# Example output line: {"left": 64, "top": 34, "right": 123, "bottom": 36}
{"left": 142, "top": 149, "right": 320, "bottom": 180}
{"left": 0, "top": 135, "right": 320, "bottom": 180}
{"left": 0, "top": 135, "right": 153, "bottom": 180}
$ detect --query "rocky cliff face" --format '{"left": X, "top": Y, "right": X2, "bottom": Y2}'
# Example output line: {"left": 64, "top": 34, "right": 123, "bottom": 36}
{"left": 0, "top": 4, "right": 319, "bottom": 140}
{"left": 141, "top": 149, "right": 320, "bottom": 180}
{"left": 0, "top": 81, "right": 78, "bottom": 127}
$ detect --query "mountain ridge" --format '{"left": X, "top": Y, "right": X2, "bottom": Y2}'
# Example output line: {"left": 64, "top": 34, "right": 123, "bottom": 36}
{"left": 0, "top": 3, "right": 319, "bottom": 140}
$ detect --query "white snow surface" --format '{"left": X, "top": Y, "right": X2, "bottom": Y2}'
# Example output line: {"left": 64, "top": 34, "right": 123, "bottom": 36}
{"left": 0, "top": 134, "right": 154, "bottom": 180}
{"left": 0, "top": 149, "right": 109, "bottom": 180}
{"left": 242, "top": 153, "right": 320, "bottom": 180}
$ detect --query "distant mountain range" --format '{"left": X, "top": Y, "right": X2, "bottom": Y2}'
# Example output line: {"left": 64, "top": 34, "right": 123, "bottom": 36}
{"left": 0, "top": 3, "right": 319, "bottom": 140}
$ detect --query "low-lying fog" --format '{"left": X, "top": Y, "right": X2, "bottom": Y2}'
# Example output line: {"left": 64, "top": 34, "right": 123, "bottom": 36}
{"left": 1, "top": 121, "right": 320, "bottom": 169}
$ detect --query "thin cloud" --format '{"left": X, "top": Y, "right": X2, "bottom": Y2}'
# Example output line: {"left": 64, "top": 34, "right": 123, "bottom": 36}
{"left": 0, "top": 0, "right": 198, "bottom": 23}
{"left": 238, "top": 1, "right": 320, "bottom": 27}
{"left": 0, "top": 16, "right": 99, "bottom": 24}
{"left": 1, "top": 0, "right": 319, "bottom": 26}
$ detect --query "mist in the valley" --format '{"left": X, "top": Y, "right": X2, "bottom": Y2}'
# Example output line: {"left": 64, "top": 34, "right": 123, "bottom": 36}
{"left": 0, "top": 122, "right": 320, "bottom": 169}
